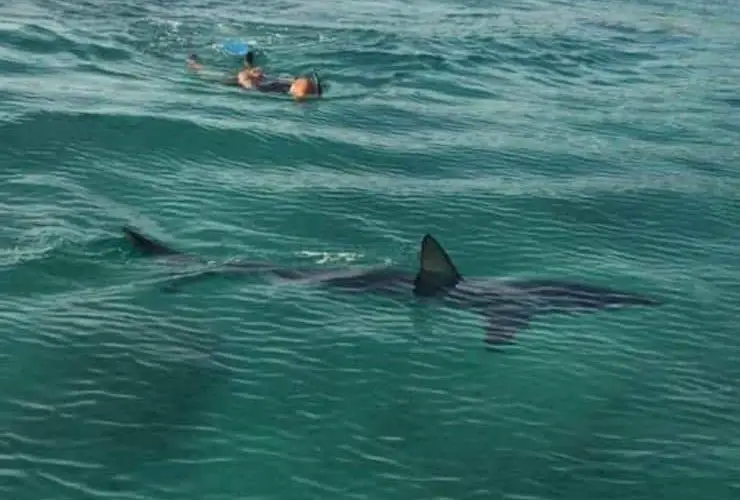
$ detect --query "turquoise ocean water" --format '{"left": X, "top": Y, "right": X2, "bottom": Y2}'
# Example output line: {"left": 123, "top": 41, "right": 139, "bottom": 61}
{"left": 1, "top": 0, "right": 739, "bottom": 498}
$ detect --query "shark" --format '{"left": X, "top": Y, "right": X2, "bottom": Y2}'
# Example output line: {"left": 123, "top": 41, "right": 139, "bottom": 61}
{"left": 122, "top": 226, "right": 661, "bottom": 346}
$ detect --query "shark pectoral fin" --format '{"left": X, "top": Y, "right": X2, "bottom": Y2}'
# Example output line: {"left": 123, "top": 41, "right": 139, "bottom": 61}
{"left": 482, "top": 307, "right": 532, "bottom": 347}
{"left": 413, "top": 234, "right": 463, "bottom": 296}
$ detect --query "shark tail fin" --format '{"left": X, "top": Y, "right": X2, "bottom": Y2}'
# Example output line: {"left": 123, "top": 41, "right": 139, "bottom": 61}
{"left": 122, "top": 226, "right": 178, "bottom": 256}
{"left": 413, "top": 234, "right": 463, "bottom": 296}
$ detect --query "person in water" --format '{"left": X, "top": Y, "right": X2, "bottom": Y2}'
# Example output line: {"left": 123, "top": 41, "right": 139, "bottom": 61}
{"left": 187, "top": 51, "right": 322, "bottom": 100}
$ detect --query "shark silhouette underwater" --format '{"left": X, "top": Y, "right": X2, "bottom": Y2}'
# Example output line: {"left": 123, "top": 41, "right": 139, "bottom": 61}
{"left": 122, "top": 226, "right": 661, "bottom": 346}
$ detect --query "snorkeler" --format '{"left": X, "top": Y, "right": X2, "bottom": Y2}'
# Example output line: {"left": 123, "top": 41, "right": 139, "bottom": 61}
{"left": 187, "top": 51, "right": 322, "bottom": 100}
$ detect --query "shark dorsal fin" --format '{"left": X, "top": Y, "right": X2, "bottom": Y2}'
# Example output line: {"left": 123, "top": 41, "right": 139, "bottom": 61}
{"left": 413, "top": 234, "right": 463, "bottom": 296}
{"left": 123, "top": 226, "right": 178, "bottom": 256}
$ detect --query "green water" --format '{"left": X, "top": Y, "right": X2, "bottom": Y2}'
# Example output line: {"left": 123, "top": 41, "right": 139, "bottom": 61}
{"left": 1, "top": 0, "right": 738, "bottom": 499}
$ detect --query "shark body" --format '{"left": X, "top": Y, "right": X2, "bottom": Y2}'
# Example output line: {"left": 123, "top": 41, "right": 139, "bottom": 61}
{"left": 123, "top": 226, "right": 661, "bottom": 345}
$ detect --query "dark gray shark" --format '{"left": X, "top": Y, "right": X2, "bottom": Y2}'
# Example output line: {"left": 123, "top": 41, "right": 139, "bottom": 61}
{"left": 123, "top": 226, "right": 661, "bottom": 346}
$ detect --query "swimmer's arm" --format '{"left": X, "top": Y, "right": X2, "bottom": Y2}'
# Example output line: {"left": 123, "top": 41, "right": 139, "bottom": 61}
{"left": 221, "top": 75, "right": 240, "bottom": 86}
{"left": 186, "top": 55, "right": 242, "bottom": 86}
{"left": 194, "top": 69, "right": 240, "bottom": 86}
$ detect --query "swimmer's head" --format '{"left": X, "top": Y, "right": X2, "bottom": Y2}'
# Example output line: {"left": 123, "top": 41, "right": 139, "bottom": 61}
{"left": 244, "top": 51, "right": 254, "bottom": 66}
{"left": 289, "top": 76, "right": 318, "bottom": 100}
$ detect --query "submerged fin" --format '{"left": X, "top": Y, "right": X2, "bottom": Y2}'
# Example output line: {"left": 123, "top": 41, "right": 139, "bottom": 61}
{"left": 483, "top": 305, "right": 533, "bottom": 347}
{"left": 122, "top": 226, "right": 179, "bottom": 256}
{"left": 413, "top": 234, "right": 463, "bottom": 296}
